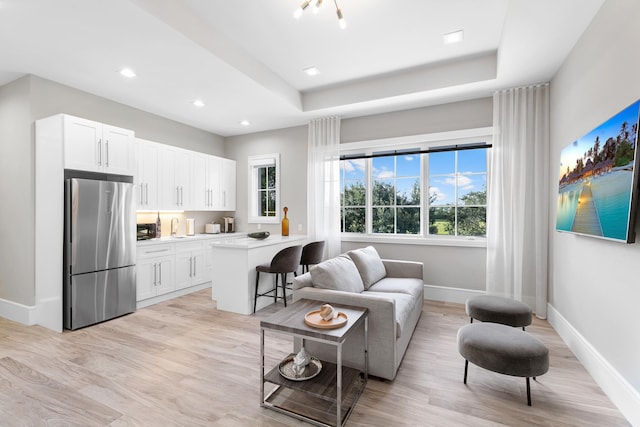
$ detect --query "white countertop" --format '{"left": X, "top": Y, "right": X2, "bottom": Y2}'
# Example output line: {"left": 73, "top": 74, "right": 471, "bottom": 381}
{"left": 137, "top": 232, "right": 246, "bottom": 246}
{"left": 209, "top": 234, "right": 307, "bottom": 249}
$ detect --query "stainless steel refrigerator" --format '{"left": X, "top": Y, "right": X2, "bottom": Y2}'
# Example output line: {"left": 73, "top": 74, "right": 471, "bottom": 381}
{"left": 64, "top": 177, "right": 136, "bottom": 330}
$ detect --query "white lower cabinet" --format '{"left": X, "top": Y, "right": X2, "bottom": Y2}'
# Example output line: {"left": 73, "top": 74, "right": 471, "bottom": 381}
{"left": 174, "top": 241, "right": 206, "bottom": 291}
{"left": 136, "top": 244, "right": 175, "bottom": 301}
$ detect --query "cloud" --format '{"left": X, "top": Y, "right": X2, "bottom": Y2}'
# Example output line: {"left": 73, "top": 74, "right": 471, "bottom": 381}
{"left": 429, "top": 186, "right": 447, "bottom": 201}
{"left": 341, "top": 159, "right": 365, "bottom": 173}
{"left": 441, "top": 174, "right": 474, "bottom": 188}
{"left": 375, "top": 170, "right": 394, "bottom": 179}
{"left": 404, "top": 155, "right": 414, "bottom": 161}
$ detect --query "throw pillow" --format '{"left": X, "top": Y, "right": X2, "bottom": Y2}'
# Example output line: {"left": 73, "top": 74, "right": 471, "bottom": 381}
{"left": 310, "top": 255, "right": 364, "bottom": 293}
{"left": 347, "top": 246, "right": 386, "bottom": 289}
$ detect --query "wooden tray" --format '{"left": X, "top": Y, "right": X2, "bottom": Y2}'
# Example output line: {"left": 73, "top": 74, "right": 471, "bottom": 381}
{"left": 304, "top": 310, "right": 348, "bottom": 329}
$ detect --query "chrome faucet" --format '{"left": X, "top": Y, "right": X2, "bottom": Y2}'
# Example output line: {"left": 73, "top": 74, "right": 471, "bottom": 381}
{"left": 171, "top": 218, "right": 179, "bottom": 236}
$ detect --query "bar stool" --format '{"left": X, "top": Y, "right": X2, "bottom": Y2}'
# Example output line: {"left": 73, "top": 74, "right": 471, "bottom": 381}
{"left": 299, "top": 240, "right": 325, "bottom": 274}
{"left": 253, "top": 245, "right": 303, "bottom": 313}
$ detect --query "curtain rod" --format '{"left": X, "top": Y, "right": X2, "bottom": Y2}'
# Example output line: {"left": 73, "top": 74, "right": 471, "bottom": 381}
{"left": 339, "top": 143, "right": 492, "bottom": 161}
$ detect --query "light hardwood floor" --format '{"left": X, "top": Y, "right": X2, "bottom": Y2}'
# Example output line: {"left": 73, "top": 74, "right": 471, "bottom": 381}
{"left": 0, "top": 290, "right": 629, "bottom": 426}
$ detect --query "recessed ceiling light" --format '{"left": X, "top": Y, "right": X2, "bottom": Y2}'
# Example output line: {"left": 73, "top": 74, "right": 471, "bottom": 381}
{"left": 240, "top": 120, "right": 251, "bottom": 126}
{"left": 119, "top": 68, "right": 136, "bottom": 78}
{"left": 443, "top": 30, "right": 464, "bottom": 45}
{"left": 193, "top": 100, "right": 205, "bottom": 108}
{"left": 303, "top": 66, "right": 320, "bottom": 76}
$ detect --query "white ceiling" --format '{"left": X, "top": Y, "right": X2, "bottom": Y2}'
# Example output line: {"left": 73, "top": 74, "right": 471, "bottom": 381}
{"left": 0, "top": 0, "right": 605, "bottom": 137}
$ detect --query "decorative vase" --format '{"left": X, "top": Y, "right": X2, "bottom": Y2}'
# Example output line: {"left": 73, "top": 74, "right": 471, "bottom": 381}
{"left": 156, "top": 211, "right": 162, "bottom": 238}
{"left": 282, "top": 206, "right": 289, "bottom": 236}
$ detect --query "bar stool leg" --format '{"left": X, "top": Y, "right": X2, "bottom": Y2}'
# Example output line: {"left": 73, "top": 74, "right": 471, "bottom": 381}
{"left": 253, "top": 271, "right": 260, "bottom": 314}
{"left": 282, "top": 273, "right": 287, "bottom": 307}
{"left": 274, "top": 274, "right": 279, "bottom": 303}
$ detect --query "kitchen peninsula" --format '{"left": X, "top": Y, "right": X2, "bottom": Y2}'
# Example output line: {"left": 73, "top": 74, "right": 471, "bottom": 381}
{"left": 209, "top": 234, "right": 308, "bottom": 314}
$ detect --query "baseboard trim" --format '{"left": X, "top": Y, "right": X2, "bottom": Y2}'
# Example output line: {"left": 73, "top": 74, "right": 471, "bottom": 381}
{"left": 0, "top": 298, "right": 37, "bottom": 326}
{"left": 137, "top": 282, "right": 212, "bottom": 309}
{"left": 423, "top": 285, "right": 485, "bottom": 304}
{"left": 547, "top": 303, "right": 640, "bottom": 426}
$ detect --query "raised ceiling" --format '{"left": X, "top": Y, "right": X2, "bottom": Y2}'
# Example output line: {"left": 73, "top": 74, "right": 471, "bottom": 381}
{"left": 0, "top": 0, "right": 605, "bottom": 136}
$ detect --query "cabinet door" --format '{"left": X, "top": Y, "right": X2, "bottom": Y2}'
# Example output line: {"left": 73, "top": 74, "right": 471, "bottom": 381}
{"left": 175, "top": 150, "right": 191, "bottom": 208}
{"left": 191, "top": 249, "right": 206, "bottom": 285}
{"left": 221, "top": 158, "right": 236, "bottom": 210}
{"left": 159, "top": 148, "right": 178, "bottom": 209}
{"left": 208, "top": 156, "right": 222, "bottom": 210}
{"left": 137, "top": 140, "right": 159, "bottom": 210}
{"left": 191, "top": 153, "right": 208, "bottom": 210}
{"left": 155, "top": 255, "right": 175, "bottom": 296}
{"left": 63, "top": 116, "right": 101, "bottom": 172}
{"left": 136, "top": 258, "right": 157, "bottom": 301}
{"left": 103, "top": 125, "right": 135, "bottom": 176}
{"left": 174, "top": 251, "right": 194, "bottom": 290}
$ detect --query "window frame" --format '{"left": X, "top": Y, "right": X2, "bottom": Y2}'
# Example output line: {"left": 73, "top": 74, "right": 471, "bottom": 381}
{"left": 340, "top": 128, "right": 492, "bottom": 247}
{"left": 248, "top": 153, "right": 280, "bottom": 224}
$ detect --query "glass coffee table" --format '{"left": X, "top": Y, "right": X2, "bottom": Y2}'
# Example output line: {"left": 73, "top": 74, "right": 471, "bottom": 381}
{"left": 260, "top": 298, "right": 369, "bottom": 427}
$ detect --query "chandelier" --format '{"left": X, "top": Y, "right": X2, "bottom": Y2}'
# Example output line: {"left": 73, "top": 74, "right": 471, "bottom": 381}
{"left": 293, "top": 0, "right": 346, "bottom": 29}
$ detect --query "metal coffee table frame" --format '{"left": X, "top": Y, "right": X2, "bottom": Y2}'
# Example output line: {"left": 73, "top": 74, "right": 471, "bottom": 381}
{"left": 260, "top": 299, "right": 369, "bottom": 427}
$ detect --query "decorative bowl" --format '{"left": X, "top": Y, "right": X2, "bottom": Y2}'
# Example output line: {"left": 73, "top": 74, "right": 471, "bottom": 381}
{"left": 247, "top": 231, "right": 270, "bottom": 240}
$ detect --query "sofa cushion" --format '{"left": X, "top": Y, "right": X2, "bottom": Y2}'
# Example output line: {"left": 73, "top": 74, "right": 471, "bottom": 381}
{"left": 368, "top": 277, "right": 423, "bottom": 301}
{"left": 310, "top": 255, "right": 364, "bottom": 293}
{"left": 365, "top": 291, "right": 416, "bottom": 339}
{"left": 348, "top": 246, "right": 386, "bottom": 289}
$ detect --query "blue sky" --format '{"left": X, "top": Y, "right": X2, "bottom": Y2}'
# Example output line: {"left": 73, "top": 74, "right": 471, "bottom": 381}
{"left": 341, "top": 148, "right": 487, "bottom": 205}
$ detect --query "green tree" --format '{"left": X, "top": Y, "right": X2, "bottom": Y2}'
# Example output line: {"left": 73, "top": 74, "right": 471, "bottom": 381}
{"left": 341, "top": 181, "right": 366, "bottom": 232}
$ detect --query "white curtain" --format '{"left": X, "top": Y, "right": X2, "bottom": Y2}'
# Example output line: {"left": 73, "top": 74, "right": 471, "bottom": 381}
{"left": 308, "top": 116, "right": 342, "bottom": 258}
{"left": 487, "top": 84, "right": 550, "bottom": 318}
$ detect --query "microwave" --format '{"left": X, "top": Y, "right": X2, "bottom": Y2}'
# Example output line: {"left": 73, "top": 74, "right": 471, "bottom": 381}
{"left": 137, "top": 223, "right": 157, "bottom": 240}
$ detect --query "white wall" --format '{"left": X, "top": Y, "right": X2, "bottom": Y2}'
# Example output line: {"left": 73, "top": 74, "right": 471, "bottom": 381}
{"left": 0, "top": 74, "right": 225, "bottom": 309}
{"left": 225, "top": 125, "right": 308, "bottom": 235}
{"left": 549, "top": 0, "right": 640, "bottom": 422}
{"left": 0, "top": 76, "right": 34, "bottom": 306}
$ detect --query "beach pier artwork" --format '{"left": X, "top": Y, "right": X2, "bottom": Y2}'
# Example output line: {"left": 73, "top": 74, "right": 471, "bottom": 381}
{"left": 556, "top": 100, "right": 640, "bottom": 242}
{"left": 570, "top": 181, "right": 603, "bottom": 236}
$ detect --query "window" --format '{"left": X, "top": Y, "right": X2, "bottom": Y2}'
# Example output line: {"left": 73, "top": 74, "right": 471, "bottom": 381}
{"left": 248, "top": 153, "right": 280, "bottom": 223}
{"left": 372, "top": 152, "right": 421, "bottom": 234}
{"left": 341, "top": 158, "right": 366, "bottom": 232}
{"left": 428, "top": 148, "right": 487, "bottom": 236}
{"left": 339, "top": 137, "right": 488, "bottom": 239}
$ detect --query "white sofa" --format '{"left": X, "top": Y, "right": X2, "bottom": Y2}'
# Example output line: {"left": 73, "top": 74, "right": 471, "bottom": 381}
{"left": 292, "top": 246, "right": 424, "bottom": 380}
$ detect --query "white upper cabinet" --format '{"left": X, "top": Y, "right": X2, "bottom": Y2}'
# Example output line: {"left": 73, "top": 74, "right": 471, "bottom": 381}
{"left": 191, "top": 154, "right": 235, "bottom": 211}
{"left": 63, "top": 115, "right": 135, "bottom": 176}
{"left": 136, "top": 135, "right": 235, "bottom": 212}
{"left": 135, "top": 138, "right": 160, "bottom": 210}
{"left": 191, "top": 153, "right": 219, "bottom": 210}
{"left": 221, "top": 158, "right": 236, "bottom": 211}
{"left": 159, "top": 146, "right": 191, "bottom": 210}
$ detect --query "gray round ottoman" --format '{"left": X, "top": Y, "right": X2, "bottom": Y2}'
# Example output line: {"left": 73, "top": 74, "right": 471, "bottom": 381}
{"left": 466, "top": 295, "right": 532, "bottom": 329}
{"left": 457, "top": 323, "right": 549, "bottom": 406}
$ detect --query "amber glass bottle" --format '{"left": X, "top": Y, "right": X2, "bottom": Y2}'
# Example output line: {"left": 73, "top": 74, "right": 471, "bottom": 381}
{"left": 282, "top": 207, "right": 289, "bottom": 236}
